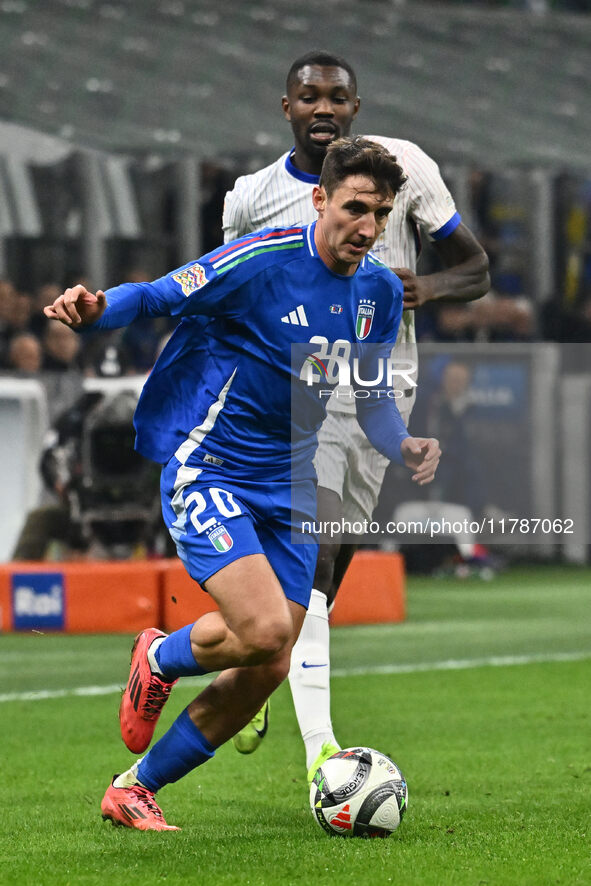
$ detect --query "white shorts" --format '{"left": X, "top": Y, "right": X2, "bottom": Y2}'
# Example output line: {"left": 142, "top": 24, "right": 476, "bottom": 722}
{"left": 314, "top": 395, "right": 413, "bottom": 525}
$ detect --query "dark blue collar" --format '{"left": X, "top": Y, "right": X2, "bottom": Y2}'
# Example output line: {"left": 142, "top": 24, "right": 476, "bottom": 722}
{"left": 285, "top": 150, "right": 320, "bottom": 184}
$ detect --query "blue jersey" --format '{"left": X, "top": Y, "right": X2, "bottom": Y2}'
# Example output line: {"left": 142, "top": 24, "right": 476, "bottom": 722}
{"left": 94, "top": 223, "right": 408, "bottom": 475}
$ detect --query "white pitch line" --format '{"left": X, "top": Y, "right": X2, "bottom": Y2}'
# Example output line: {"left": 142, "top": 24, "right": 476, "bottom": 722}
{"left": 332, "top": 649, "right": 591, "bottom": 677}
{"left": 1, "top": 650, "right": 590, "bottom": 705}
{"left": 0, "top": 675, "right": 210, "bottom": 704}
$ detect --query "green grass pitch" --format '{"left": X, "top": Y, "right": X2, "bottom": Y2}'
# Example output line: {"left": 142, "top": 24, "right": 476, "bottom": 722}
{"left": 1, "top": 566, "right": 590, "bottom": 886}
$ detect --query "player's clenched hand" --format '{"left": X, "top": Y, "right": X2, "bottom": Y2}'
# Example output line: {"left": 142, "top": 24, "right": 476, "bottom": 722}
{"left": 43, "top": 284, "right": 107, "bottom": 328}
{"left": 393, "top": 267, "right": 434, "bottom": 310}
{"left": 400, "top": 436, "right": 441, "bottom": 485}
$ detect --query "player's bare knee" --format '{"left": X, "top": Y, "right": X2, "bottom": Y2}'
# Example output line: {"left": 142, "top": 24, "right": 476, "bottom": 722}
{"left": 242, "top": 615, "right": 292, "bottom": 663}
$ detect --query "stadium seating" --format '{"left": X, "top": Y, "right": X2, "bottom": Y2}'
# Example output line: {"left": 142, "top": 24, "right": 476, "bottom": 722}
{"left": 0, "top": 0, "right": 589, "bottom": 168}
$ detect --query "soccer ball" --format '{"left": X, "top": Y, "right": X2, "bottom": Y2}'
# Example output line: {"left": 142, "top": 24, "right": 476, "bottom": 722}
{"left": 309, "top": 747, "right": 408, "bottom": 838}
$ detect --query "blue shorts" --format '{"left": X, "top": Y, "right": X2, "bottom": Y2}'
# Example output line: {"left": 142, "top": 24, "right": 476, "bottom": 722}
{"left": 160, "top": 457, "right": 318, "bottom": 608}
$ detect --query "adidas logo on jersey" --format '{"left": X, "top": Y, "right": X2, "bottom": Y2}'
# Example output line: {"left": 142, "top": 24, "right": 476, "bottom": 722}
{"left": 281, "top": 305, "right": 308, "bottom": 327}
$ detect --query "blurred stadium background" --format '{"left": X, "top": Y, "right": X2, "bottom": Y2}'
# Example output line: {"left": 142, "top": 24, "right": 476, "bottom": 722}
{"left": 0, "top": 0, "right": 590, "bottom": 567}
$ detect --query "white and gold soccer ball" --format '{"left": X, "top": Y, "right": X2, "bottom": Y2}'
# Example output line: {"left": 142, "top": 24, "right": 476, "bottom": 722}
{"left": 309, "top": 747, "right": 408, "bottom": 838}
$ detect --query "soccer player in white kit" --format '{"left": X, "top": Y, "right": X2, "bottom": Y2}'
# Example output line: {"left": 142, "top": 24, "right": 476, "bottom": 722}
{"left": 223, "top": 51, "right": 490, "bottom": 780}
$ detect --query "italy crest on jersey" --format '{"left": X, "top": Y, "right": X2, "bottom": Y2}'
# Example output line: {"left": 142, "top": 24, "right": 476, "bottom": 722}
{"left": 207, "top": 524, "right": 233, "bottom": 553}
{"left": 356, "top": 299, "right": 375, "bottom": 340}
{"left": 173, "top": 262, "right": 207, "bottom": 297}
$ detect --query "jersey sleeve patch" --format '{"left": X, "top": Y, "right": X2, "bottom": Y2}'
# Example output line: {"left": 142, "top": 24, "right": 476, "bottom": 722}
{"left": 173, "top": 262, "right": 208, "bottom": 296}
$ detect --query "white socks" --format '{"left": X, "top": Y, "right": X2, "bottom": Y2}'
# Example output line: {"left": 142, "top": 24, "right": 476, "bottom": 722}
{"left": 288, "top": 588, "right": 340, "bottom": 769}
{"left": 113, "top": 761, "right": 146, "bottom": 789}
{"left": 147, "top": 636, "right": 166, "bottom": 675}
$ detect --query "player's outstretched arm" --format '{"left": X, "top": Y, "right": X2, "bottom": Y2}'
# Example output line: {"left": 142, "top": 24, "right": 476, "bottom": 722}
{"left": 400, "top": 436, "right": 441, "bottom": 486}
{"left": 394, "top": 223, "right": 490, "bottom": 309}
{"left": 43, "top": 284, "right": 107, "bottom": 328}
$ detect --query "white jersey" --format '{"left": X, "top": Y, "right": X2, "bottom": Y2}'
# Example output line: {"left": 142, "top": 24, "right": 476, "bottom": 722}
{"left": 223, "top": 136, "right": 459, "bottom": 347}
{"left": 222, "top": 136, "right": 460, "bottom": 413}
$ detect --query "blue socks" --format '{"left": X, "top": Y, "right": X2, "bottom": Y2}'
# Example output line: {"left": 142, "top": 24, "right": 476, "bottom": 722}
{"left": 155, "top": 623, "right": 208, "bottom": 679}
{"left": 136, "top": 708, "right": 216, "bottom": 792}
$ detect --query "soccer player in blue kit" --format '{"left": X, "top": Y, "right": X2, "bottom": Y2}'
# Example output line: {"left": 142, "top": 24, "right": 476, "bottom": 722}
{"left": 44, "top": 137, "right": 441, "bottom": 831}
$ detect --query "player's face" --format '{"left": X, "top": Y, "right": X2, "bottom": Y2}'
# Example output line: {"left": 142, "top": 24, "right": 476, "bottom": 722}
{"left": 282, "top": 66, "right": 360, "bottom": 164}
{"left": 313, "top": 175, "right": 394, "bottom": 276}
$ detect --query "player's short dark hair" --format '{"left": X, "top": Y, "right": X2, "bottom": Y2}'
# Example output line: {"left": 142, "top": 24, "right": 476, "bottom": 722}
{"left": 319, "top": 137, "right": 407, "bottom": 199}
{"left": 286, "top": 50, "right": 357, "bottom": 94}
